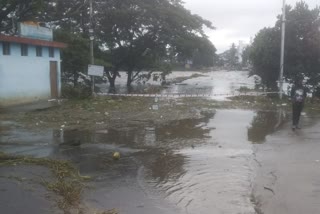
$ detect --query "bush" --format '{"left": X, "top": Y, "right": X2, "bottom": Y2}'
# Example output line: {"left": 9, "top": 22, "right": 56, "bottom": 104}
{"left": 61, "top": 84, "right": 92, "bottom": 99}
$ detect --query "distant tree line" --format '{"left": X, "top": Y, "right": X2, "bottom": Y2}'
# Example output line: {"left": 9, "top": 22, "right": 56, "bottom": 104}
{"left": 0, "top": 0, "right": 217, "bottom": 90}
{"left": 215, "top": 43, "right": 242, "bottom": 70}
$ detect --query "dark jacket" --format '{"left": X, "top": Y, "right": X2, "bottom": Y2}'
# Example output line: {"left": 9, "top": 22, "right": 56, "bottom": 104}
{"left": 291, "top": 85, "right": 307, "bottom": 104}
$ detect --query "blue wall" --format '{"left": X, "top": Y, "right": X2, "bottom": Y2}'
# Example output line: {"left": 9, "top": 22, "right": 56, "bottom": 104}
{"left": 0, "top": 42, "right": 61, "bottom": 106}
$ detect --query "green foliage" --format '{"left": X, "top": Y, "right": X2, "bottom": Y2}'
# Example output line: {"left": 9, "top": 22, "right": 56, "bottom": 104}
{"left": 241, "top": 45, "right": 252, "bottom": 67}
{"left": 61, "top": 84, "right": 91, "bottom": 100}
{"left": 96, "top": 0, "right": 215, "bottom": 85}
{"left": 249, "top": 1, "right": 320, "bottom": 90}
{"left": 224, "top": 43, "right": 240, "bottom": 69}
{"left": 250, "top": 27, "right": 280, "bottom": 89}
{"left": 186, "top": 37, "right": 216, "bottom": 68}
{"left": 218, "top": 43, "right": 241, "bottom": 70}
{"left": 54, "top": 30, "right": 90, "bottom": 86}
{"left": 0, "top": 0, "right": 44, "bottom": 33}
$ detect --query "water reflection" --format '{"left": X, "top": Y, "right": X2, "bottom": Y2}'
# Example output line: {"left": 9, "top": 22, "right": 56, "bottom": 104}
{"left": 248, "top": 109, "right": 287, "bottom": 143}
{"left": 156, "top": 117, "right": 212, "bottom": 141}
{"left": 142, "top": 150, "right": 187, "bottom": 183}
{"left": 0, "top": 114, "right": 213, "bottom": 157}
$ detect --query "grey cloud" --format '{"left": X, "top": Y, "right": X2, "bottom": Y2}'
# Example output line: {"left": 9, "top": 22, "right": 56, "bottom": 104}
{"left": 184, "top": 0, "right": 319, "bottom": 52}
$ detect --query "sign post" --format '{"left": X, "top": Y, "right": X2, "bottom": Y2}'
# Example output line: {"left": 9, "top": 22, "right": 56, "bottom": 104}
{"left": 89, "top": 0, "right": 95, "bottom": 95}
{"left": 88, "top": 65, "right": 104, "bottom": 93}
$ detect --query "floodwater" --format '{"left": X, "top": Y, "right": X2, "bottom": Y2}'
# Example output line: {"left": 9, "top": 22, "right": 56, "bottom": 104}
{"left": 0, "top": 108, "right": 287, "bottom": 214}
{"left": 99, "top": 71, "right": 256, "bottom": 100}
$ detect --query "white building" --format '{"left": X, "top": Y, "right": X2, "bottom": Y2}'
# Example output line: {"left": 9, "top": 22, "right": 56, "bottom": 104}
{"left": 0, "top": 22, "right": 66, "bottom": 106}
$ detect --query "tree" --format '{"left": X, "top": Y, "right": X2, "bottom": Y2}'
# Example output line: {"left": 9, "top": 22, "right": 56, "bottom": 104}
{"left": 191, "top": 37, "right": 217, "bottom": 68}
{"left": 0, "top": 0, "right": 43, "bottom": 33}
{"left": 249, "top": 27, "right": 280, "bottom": 90}
{"left": 219, "top": 43, "right": 240, "bottom": 70}
{"left": 40, "top": 0, "right": 91, "bottom": 34}
{"left": 241, "top": 45, "right": 251, "bottom": 68}
{"left": 226, "top": 43, "right": 239, "bottom": 69}
{"left": 96, "top": 0, "right": 215, "bottom": 87}
{"left": 249, "top": 1, "right": 320, "bottom": 91}
{"left": 54, "top": 30, "right": 90, "bottom": 87}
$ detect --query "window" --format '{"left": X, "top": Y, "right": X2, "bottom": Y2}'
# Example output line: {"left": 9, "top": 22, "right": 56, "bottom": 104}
{"left": 2, "top": 42, "right": 10, "bottom": 55}
{"left": 49, "top": 47, "right": 54, "bottom": 57}
{"left": 36, "top": 46, "right": 42, "bottom": 57}
{"left": 21, "top": 44, "right": 28, "bottom": 56}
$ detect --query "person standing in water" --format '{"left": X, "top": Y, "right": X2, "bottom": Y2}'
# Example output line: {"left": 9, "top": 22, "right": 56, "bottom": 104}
{"left": 290, "top": 79, "right": 308, "bottom": 130}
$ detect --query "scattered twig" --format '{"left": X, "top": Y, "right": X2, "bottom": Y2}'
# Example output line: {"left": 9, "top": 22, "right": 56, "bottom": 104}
{"left": 264, "top": 186, "right": 275, "bottom": 195}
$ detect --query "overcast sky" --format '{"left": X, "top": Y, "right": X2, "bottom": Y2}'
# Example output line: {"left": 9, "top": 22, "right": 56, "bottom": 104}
{"left": 183, "top": 0, "right": 319, "bottom": 53}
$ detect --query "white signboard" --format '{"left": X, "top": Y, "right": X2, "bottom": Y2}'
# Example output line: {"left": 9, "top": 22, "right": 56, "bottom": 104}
{"left": 18, "top": 23, "right": 53, "bottom": 41}
{"left": 88, "top": 64, "right": 104, "bottom": 77}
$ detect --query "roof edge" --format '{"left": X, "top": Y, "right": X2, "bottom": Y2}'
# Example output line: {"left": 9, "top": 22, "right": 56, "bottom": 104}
{"left": 0, "top": 35, "right": 67, "bottom": 48}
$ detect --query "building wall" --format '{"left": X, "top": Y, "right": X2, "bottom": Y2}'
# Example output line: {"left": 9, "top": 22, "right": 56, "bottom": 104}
{"left": 0, "top": 42, "right": 61, "bottom": 106}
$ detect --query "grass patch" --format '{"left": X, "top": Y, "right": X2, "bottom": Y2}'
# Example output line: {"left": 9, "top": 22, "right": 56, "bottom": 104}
{"left": 46, "top": 179, "right": 83, "bottom": 209}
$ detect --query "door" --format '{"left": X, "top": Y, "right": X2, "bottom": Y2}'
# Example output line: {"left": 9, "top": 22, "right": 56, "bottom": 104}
{"left": 50, "top": 61, "right": 58, "bottom": 98}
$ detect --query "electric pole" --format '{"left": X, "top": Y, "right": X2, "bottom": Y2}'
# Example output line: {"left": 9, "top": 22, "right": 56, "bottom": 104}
{"left": 89, "top": 0, "right": 95, "bottom": 94}
{"left": 279, "top": 0, "right": 286, "bottom": 100}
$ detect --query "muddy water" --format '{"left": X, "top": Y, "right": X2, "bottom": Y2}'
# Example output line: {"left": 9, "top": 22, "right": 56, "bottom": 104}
{"left": 151, "top": 110, "right": 257, "bottom": 214}
{"left": 99, "top": 71, "right": 256, "bottom": 100}
{"left": 0, "top": 109, "right": 286, "bottom": 214}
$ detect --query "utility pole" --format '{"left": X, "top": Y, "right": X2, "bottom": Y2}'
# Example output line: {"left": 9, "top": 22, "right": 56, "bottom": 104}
{"left": 89, "top": 0, "right": 95, "bottom": 95}
{"left": 279, "top": 0, "right": 286, "bottom": 100}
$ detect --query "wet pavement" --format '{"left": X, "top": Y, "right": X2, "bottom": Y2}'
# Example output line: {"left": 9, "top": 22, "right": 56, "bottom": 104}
{"left": 253, "top": 113, "right": 320, "bottom": 214}
{"left": 1, "top": 71, "right": 320, "bottom": 214}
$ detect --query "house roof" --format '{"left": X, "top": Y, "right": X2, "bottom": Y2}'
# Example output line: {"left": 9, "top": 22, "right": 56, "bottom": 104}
{"left": 0, "top": 35, "right": 67, "bottom": 48}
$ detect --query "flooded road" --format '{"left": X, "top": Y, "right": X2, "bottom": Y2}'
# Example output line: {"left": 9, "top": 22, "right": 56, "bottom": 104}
{"left": 1, "top": 108, "right": 286, "bottom": 214}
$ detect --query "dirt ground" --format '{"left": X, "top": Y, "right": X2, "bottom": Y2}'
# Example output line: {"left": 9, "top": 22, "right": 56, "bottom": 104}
{"left": 0, "top": 95, "right": 294, "bottom": 131}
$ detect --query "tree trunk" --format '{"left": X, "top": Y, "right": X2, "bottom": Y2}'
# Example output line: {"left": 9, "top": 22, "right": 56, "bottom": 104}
{"left": 105, "top": 69, "right": 117, "bottom": 93}
{"left": 107, "top": 75, "right": 117, "bottom": 93}
{"left": 73, "top": 72, "right": 79, "bottom": 87}
{"left": 127, "top": 71, "right": 133, "bottom": 87}
{"left": 109, "top": 78, "right": 115, "bottom": 88}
